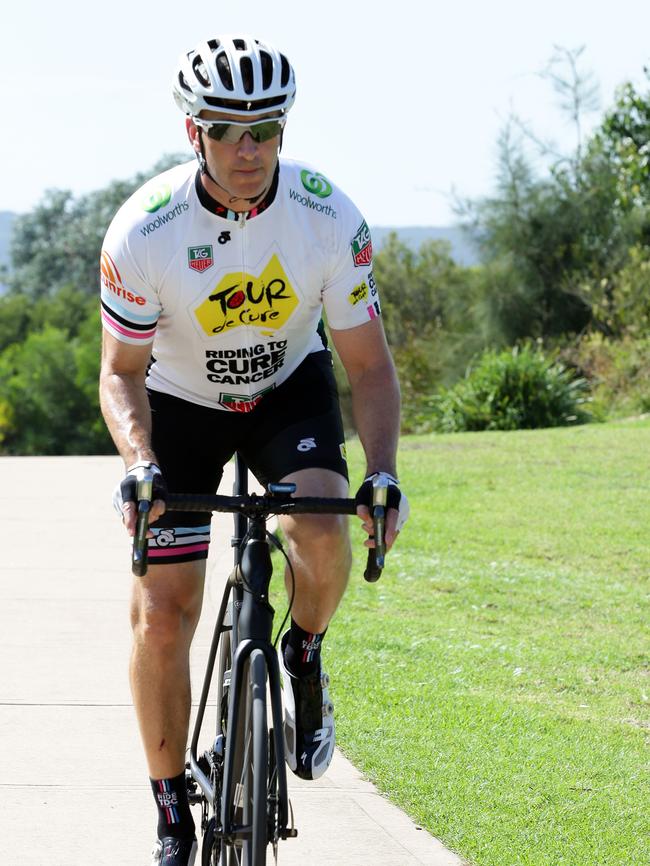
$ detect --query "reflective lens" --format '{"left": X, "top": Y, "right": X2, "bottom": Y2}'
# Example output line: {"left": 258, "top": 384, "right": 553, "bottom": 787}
{"left": 199, "top": 118, "right": 285, "bottom": 144}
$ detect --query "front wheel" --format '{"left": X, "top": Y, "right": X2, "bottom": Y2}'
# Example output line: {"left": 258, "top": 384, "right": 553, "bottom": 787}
{"left": 225, "top": 649, "right": 271, "bottom": 866}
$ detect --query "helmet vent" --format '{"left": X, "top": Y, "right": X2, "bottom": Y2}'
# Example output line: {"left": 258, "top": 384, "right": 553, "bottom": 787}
{"left": 280, "top": 55, "right": 290, "bottom": 87}
{"left": 260, "top": 51, "right": 273, "bottom": 89}
{"left": 240, "top": 57, "right": 254, "bottom": 94}
{"left": 203, "top": 95, "right": 286, "bottom": 111}
{"left": 174, "top": 36, "right": 296, "bottom": 116}
{"left": 177, "top": 72, "right": 192, "bottom": 94}
{"left": 216, "top": 54, "right": 234, "bottom": 91}
{"left": 192, "top": 55, "right": 211, "bottom": 88}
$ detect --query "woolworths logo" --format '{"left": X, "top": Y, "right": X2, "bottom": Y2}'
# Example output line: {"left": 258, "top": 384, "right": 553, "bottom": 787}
{"left": 289, "top": 188, "right": 337, "bottom": 219}
{"left": 300, "top": 170, "right": 332, "bottom": 198}
{"left": 141, "top": 184, "right": 172, "bottom": 213}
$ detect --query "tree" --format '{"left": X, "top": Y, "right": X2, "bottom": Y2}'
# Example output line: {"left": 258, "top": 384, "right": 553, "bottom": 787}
{"left": 370, "top": 234, "right": 483, "bottom": 429}
{"left": 595, "top": 69, "right": 650, "bottom": 212}
{"left": 3, "top": 154, "right": 189, "bottom": 298}
{"left": 460, "top": 49, "right": 629, "bottom": 342}
{"left": 0, "top": 325, "right": 111, "bottom": 454}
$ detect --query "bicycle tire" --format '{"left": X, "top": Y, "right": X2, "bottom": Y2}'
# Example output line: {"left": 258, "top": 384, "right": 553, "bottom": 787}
{"left": 224, "top": 649, "right": 269, "bottom": 866}
{"left": 248, "top": 650, "right": 269, "bottom": 864}
{"left": 201, "top": 817, "right": 216, "bottom": 866}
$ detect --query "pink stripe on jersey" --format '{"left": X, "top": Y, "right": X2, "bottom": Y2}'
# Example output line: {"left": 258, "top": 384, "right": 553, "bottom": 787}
{"left": 101, "top": 308, "right": 156, "bottom": 341}
{"left": 148, "top": 543, "right": 210, "bottom": 558}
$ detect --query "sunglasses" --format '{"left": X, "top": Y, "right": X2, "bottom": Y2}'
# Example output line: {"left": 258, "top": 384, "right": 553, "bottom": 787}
{"left": 194, "top": 116, "right": 286, "bottom": 144}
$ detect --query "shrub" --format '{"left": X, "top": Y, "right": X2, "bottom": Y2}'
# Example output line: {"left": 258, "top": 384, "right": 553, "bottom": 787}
{"left": 561, "top": 333, "right": 650, "bottom": 420}
{"left": 428, "top": 345, "right": 592, "bottom": 432}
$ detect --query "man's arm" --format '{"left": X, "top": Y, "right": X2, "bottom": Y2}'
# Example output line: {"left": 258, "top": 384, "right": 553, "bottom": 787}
{"left": 329, "top": 318, "right": 403, "bottom": 547}
{"left": 99, "top": 331, "right": 165, "bottom": 532}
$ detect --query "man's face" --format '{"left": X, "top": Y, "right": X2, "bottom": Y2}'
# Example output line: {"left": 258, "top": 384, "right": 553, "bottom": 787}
{"left": 187, "top": 111, "right": 282, "bottom": 205}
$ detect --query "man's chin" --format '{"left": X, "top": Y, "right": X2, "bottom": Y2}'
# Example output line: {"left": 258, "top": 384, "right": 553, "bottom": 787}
{"left": 230, "top": 171, "right": 268, "bottom": 200}
{"left": 232, "top": 183, "right": 266, "bottom": 202}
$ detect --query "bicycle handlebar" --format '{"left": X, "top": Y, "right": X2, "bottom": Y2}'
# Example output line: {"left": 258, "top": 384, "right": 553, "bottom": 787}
{"left": 131, "top": 486, "right": 388, "bottom": 582}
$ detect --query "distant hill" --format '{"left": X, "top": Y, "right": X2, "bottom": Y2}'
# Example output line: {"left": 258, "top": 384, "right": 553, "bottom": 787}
{"left": 0, "top": 212, "right": 479, "bottom": 279}
{"left": 0, "top": 211, "right": 15, "bottom": 270}
{"left": 371, "top": 225, "right": 478, "bottom": 266}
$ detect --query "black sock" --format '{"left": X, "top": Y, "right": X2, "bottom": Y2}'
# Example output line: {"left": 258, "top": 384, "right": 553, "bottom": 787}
{"left": 150, "top": 771, "right": 195, "bottom": 840}
{"left": 284, "top": 619, "right": 327, "bottom": 677}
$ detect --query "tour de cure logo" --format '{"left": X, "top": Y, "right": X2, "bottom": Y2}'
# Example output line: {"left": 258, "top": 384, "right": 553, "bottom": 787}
{"left": 193, "top": 254, "right": 299, "bottom": 336}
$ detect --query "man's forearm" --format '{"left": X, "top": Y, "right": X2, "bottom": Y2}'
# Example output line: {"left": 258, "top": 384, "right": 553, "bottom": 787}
{"left": 100, "top": 370, "right": 157, "bottom": 468}
{"left": 348, "top": 360, "right": 401, "bottom": 478}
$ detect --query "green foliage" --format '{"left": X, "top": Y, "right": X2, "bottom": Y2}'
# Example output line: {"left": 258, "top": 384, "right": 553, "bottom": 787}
{"left": 0, "top": 155, "right": 189, "bottom": 454}
{"left": 461, "top": 52, "right": 650, "bottom": 345}
{"left": 370, "top": 233, "right": 485, "bottom": 431}
{"left": 0, "top": 324, "right": 111, "bottom": 454}
{"left": 429, "top": 345, "right": 592, "bottom": 432}
{"left": 463, "top": 122, "right": 618, "bottom": 341}
{"left": 595, "top": 70, "right": 650, "bottom": 211}
{"left": 0, "top": 292, "right": 34, "bottom": 351}
{"left": 4, "top": 154, "right": 189, "bottom": 299}
{"left": 562, "top": 332, "right": 650, "bottom": 420}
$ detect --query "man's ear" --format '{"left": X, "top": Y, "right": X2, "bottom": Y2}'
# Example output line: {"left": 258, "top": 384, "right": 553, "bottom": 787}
{"left": 186, "top": 117, "right": 201, "bottom": 152}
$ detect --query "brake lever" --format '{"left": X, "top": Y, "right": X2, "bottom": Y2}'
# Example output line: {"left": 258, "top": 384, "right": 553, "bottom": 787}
{"left": 132, "top": 469, "right": 154, "bottom": 577}
{"left": 363, "top": 474, "right": 389, "bottom": 583}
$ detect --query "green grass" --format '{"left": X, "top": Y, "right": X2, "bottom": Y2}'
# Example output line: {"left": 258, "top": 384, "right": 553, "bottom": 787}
{"left": 325, "top": 419, "right": 649, "bottom": 866}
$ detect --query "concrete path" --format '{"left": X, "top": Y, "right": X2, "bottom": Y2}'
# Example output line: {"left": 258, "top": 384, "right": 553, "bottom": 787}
{"left": 0, "top": 456, "right": 464, "bottom": 866}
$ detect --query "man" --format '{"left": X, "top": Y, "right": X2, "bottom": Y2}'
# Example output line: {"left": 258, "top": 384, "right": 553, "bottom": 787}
{"left": 99, "top": 35, "right": 408, "bottom": 866}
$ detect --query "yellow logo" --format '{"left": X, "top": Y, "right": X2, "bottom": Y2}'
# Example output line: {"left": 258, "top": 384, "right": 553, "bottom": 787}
{"left": 194, "top": 255, "right": 299, "bottom": 336}
{"left": 348, "top": 281, "right": 368, "bottom": 305}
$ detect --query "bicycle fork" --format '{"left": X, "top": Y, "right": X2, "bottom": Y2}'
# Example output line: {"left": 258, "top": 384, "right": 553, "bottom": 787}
{"left": 220, "top": 639, "right": 293, "bottom": 843}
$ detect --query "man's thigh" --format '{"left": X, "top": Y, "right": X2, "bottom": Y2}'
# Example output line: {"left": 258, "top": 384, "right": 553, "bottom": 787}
{"left": 278, "top": 468, "right": 351, "bottom": 555}
{"left": 147, "top": 388, "right": 237, "bottom": 564}
{"left": 131, "top": 559, "right": 207, "bottom": 620}
{"left": 242, "top": 351, "right": 349, "bottom": 487}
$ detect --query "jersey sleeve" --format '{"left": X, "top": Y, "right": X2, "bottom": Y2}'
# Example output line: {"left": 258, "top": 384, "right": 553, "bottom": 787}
{"left": 100, "top": 225, "right": 161, "bottom": 346}
{"left": 320, "top": 204, "right": 381, "bottom": 330}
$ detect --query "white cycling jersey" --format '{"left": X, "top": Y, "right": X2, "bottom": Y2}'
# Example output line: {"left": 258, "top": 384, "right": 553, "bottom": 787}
{"left": 101, "top": 158, "right": 380, "bottom": 413}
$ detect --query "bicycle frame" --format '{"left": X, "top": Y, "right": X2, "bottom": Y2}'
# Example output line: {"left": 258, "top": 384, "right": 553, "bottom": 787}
{"left": 130, "top": 452, "right": 383, "bottom": 860}
{"left": 187, "top": 454, "right": 293, "bottom": 845}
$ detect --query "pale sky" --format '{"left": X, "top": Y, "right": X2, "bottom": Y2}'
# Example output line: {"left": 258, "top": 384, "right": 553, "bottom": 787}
{"left": 2, "top": 0, "right": 649, "bottom": 225}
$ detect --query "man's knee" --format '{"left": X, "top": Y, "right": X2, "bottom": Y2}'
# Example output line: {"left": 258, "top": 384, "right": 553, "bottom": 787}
{"left": 131, "top": 600, "right": 197, "bottom": 651}
{"left": 130, "top": 562, "right": 205, "bottom": 651}
{"left": 284, "top": 513, "right": 352, "bottom": 576}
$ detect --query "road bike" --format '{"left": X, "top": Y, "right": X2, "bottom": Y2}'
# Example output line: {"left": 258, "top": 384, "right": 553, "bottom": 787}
{"left": 132, "top": 454, "right": 388, "bottom": 865}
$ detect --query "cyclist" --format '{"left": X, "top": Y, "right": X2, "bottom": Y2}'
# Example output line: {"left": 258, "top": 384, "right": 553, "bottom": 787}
{"left": 99, "top": 34, "right": 409, "bottom": 866}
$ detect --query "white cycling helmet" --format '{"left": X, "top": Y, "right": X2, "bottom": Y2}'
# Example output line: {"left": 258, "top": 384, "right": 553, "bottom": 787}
{"left": 173, "top": 35, "right": 296, "bottom": 118}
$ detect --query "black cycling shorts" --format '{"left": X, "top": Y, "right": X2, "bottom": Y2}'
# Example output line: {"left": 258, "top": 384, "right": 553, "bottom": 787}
{"left": 146, "top": 350, "right": 348, "bottom": 565}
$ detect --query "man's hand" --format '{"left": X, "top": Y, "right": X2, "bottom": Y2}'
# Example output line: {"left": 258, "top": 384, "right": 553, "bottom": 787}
{"left": 112, "top": 462, "right": 168, "bottom": 537}
{"left": 354, "top": 472, "right": 409, "bottom": 552}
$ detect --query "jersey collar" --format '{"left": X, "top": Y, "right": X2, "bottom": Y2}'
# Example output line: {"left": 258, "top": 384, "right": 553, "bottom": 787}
{"left": 194, "top": 164, "right": 279, "bottom": 221}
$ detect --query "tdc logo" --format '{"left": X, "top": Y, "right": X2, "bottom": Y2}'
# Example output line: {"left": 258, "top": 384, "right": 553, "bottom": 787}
{"left": 297, "top": 437, "right": 317, "bottom": 452}
{"left": 300, "top": 170, "right": 332, "bottom": 199}
{"left": 154, "top": 529, "right": 176, "bottom": 547}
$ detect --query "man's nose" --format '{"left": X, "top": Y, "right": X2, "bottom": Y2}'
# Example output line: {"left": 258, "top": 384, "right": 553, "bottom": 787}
{"left": 237, "top": 132, "right": 259, "bottom": 157}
